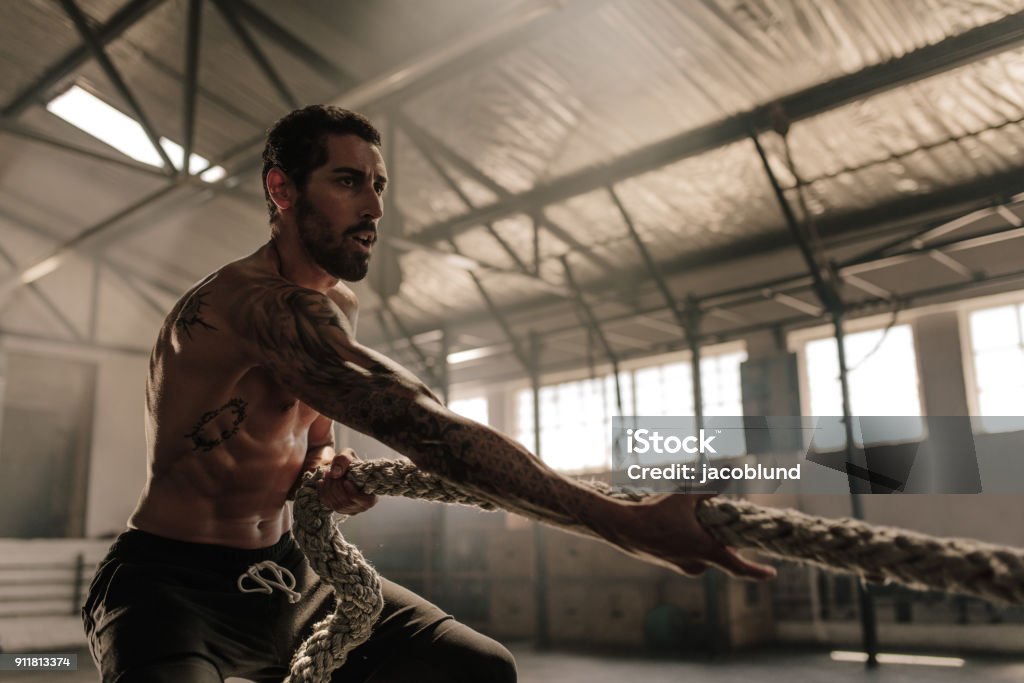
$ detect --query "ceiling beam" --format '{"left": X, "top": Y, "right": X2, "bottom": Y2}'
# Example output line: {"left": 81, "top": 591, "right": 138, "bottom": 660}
{"left": 450, "top": 261, "right": 1024, "bottom": 386}
{"left": 751, "top": 131, "right": 841, "bottom": 312}
{"left": 0, "top": 242, "right": 83, "bottom": 341}
{"left": 0, "top": 1, "right": 587, "bottom": 300}
{"left": 0, "top": 206, "right": 189, "bottom": 296}
{"left": 330, "top": 0, "right": 587, "bottom": 112}
{"left": 220, "top": 0, "right": 596, "bottom": 184}
{"left": 0, "top": 182, "right": 185, "bottom": 299}
{"left": 0, "top": 120, "right": 167, "bottom": 178}
{"left": 58, "top": 0, "right": 177, "bottom": 172}
{"left": 211, "top": 0, "right": 299, "bottom": 110}
{"left": 0, "top": 329, "right": 150, "bottom": 356}
{"left": 227, "top": 0, "right": 358, "bottom": 88}
{"left": 409, "top": 11, "right": 1024, "bottom": 246}
{"left": 390, "top": 166, "right": 1024, "bottom": 338}
{"left": 2, "top": 0, "right": 166, "bottom": 118}
{"left": 181, "top": 0, "right": 203, "bottom": 177}
{"left": 610, "top": 186, "right": 688, "bottom": 335}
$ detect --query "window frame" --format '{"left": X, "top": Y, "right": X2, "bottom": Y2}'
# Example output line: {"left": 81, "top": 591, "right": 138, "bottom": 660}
{"left": 508, "top": 341, "right": 748, "bottom": 473}
{"left": 959, "top": 295, "right": 1024, "bottom": 434}
{"left": 789, "top": 313, "right": 927, "bottom": 448}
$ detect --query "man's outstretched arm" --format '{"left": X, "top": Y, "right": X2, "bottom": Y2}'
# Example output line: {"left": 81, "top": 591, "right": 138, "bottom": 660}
{"left": 234, "top": 279, "right": 774, "bottom": 580}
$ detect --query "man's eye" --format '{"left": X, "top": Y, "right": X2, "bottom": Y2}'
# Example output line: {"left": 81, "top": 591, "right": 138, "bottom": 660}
{"left": 338, "top": 177, "right": 355, "bottom": 187}
{"left": 375, "top": 184, "right": 385, "bottom": 195}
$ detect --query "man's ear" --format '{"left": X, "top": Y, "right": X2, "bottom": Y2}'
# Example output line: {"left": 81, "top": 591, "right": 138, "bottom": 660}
{"left": 266, "top": 167, "right": 296, "bottom": 213}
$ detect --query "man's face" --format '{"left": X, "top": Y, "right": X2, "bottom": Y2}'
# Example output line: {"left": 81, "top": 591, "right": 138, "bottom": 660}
{"left": 294, "top": 134, "right": 387, "bottom": 282}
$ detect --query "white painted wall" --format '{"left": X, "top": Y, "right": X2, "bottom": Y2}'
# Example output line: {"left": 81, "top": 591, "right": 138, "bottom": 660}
{"left": 83, "top": 351, "right": 149, "bottom": 538}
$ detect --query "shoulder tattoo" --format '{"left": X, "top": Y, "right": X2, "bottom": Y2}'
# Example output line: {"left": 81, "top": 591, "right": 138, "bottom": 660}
{"left": 175, "top": 291, "right": 218, "bottom": 340}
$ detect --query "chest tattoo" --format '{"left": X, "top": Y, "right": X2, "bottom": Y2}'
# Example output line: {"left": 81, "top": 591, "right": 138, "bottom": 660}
{"left": 185, "top": 397, "right": 248, "bottom": 452}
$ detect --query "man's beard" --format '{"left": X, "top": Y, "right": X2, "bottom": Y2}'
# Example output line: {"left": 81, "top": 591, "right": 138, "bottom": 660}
{"left": 296, "top": 194, "right": 371, "bottom": 281}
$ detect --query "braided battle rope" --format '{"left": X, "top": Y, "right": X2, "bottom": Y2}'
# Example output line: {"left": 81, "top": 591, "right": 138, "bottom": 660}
{"left": 286, "top": 459, "right": 1024, "bottom": 682}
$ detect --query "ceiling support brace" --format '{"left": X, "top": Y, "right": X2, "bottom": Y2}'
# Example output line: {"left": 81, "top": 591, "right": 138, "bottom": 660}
{"left": 2, "top": 0, "right": 167, "bottom": 118}
{"left": 560, "top": 256, "right": 623, "bottom": 416}
{"left": 181, "top": 0, "right": 203, "bottom": 174}
{"left": 58, "top": 0, "right": 176, "bottom": 172}
{"left": 380, "top": 301, "right": 443, "bottom": 389}
{"left": 609, "top": 186, "right": 689, "bottom": 335}
{"left": 211, "top": 0, "right": 299, "bottom": 110}
{"left": 467, "top": 272, "right": 531, "bottom": 374}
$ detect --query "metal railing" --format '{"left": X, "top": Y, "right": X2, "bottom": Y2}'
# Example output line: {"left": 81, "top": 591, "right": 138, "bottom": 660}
{"left": 0, "top": 553, "right": 92, "bottom": 618}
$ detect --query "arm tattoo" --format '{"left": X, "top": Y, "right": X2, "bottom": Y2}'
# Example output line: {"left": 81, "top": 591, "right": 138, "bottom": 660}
{"left": 175, "top": 291, "right": 218, "bottom": 340}
{"left": 185, "top": 397, "right": 247, "bottom": 452}
{"left": 245, "top": 284, "right": 616, "bottom": 536}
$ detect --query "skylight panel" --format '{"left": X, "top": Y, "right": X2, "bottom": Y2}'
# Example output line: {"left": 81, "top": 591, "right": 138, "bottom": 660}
{"left": 47, "top": 85, "right": 225, "bottom": 183}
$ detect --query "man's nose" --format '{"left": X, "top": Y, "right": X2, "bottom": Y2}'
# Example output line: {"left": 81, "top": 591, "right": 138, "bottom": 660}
{"left": 360, "top": 190, "right": 384, "bottom": 221}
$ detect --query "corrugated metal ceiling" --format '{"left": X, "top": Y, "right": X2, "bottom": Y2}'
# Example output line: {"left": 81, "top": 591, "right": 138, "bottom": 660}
{"left": 0, "top": 0, "right": 1022, "bottom": 380}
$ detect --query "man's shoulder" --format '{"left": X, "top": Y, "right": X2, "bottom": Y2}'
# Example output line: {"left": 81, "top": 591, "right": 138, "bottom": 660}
{"left": 172, "top": 254, "right": 284, "bottom": 332}
{"left": 210, "top": 254, "right": 301, "bottom": 306}
{"left": 326, "top": 283, "right": 359, "bottom": 319}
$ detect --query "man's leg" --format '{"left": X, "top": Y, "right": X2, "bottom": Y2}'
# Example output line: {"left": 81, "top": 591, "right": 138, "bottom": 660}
{"left": 83, "top": 559, "right": 242, "bottom": 682}
{"left": 83, "top": 531, "right": 286, "bottom": 682}
{"left": 84, "top": 569, "right": 226, "bottom": 681}
{"left": 329, "top": 578, "right": 516, "bottom": 683}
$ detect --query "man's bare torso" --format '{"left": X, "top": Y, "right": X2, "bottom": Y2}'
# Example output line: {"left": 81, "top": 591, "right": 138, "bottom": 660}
{"left": 128, "top": 245, "right": 354, "bottom": 548}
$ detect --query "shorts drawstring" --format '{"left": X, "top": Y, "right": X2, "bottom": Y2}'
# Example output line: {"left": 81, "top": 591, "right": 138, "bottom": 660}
{"left": 237, "top": 560, "right": 302, "bottom": 603}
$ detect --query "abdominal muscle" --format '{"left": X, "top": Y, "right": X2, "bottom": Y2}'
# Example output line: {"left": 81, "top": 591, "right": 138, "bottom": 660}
{"left": 129, "top": 350, "right": 323, "bottom": 550}
{"left": 128, "top": 433, "right": 308, "bottom": 549}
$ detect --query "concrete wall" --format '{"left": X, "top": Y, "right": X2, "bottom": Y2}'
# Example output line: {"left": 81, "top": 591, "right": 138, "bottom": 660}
{"left": 0, "top": 336, "right": 148, "bottom": 539}
{"left": 82, "top": 351, "right": 148, "bottom": 538}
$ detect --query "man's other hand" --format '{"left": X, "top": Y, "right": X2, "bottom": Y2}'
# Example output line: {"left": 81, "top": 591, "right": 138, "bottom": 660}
{"left": 316, "top": 448, "right": 378, "bottom": 515}
{"left": 612, "top": 493, "right": 776, "bottom": 581}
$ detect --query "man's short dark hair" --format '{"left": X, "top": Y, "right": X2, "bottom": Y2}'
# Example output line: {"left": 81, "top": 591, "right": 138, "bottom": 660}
{"left": 261, "top": 105, "right": 382, "bottom": 221}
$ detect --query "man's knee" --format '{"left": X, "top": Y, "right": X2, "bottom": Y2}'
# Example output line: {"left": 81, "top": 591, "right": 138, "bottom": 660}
{"left": 433, "top": 621, "right": 517, "bottom": 683}
{"left": 465, "top": 639, "right": 517, "bottom": 683}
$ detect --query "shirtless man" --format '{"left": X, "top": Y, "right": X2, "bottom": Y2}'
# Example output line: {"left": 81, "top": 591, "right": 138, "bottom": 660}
{"left": 82, "top": 106, "right": 774, "bottom": 682}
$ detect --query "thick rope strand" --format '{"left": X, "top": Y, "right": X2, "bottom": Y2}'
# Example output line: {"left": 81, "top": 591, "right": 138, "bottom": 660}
{"left": 341, "top": 458, "right": 1024, "bottom": 604}
{"left": 290, "top": 458, "right": 1024, "bottom": 682}
{"left": 697, "top": 497, "right": 1024, "bottom": 604}
{"left": 287, "top": 469, "right": 384, "bottom": 683}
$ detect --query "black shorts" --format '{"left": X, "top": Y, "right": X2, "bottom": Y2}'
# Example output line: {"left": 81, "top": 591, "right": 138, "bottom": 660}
{"left": 82, "top": 529, "right": 515, "bottom": 682}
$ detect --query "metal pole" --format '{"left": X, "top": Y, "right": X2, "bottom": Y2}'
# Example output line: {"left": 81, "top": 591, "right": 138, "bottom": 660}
{"left": 529, "top": 333, "right": 549, "bottom": 650}
{"left": 71, "top": 553, "right": 85, "bottom": 616}
{"left": 687, "top": 297, "right": 705, "bottom": 429}
{"left": 182, "top": 0, "right": 203, "bottom": 176}
{"left": 561, "top": 256, "right": 623, "bottom": 416}
{"left": 432, "top": 328, "right": 451, "bottom": 603}
{"left": 687, "top": 296, "right": 722, "bottom": 652}
{"left": 833, "top": 310, "right": 879, "bottom": 667}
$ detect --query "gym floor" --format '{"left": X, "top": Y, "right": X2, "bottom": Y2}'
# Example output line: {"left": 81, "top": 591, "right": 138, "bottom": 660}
{"left": 7, "top": 645, "right": 1023, "bottom": 682}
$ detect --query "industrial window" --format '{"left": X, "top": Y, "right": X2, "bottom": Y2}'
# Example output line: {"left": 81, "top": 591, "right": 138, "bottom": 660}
{"left": 967, "top": 302, "right": 1024, "bottom": 433}
{"left": 802, "top": 324, "right": 924, "bottom": 450}
{"left": 515, "top": 349, "right": 747, "bottom": 473}
{"left": 448, "top": 395, "right": 490, "bottom": 426}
